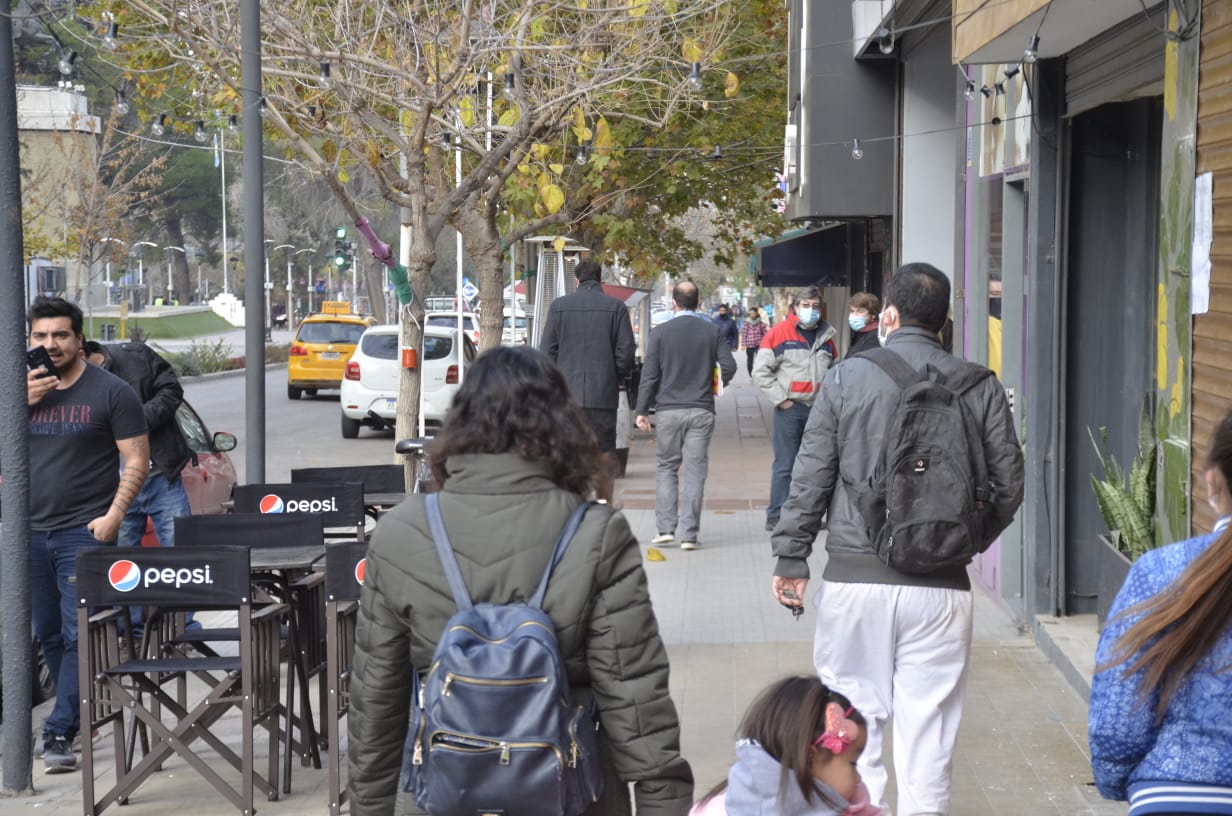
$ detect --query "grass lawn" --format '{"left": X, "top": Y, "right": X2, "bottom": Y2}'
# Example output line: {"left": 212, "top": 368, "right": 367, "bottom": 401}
{"left": 84, "top": 309, "right": 234, "bottom": 340}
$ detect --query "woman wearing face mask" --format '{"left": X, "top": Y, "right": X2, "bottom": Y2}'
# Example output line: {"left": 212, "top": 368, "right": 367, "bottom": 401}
{"left": 843, "top": 293, "right": 881, "bottom": 360}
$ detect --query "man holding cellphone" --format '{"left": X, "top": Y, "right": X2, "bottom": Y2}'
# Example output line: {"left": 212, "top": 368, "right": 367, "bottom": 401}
{"left": 26, "top": 296, "right": 148, "bottom": 774}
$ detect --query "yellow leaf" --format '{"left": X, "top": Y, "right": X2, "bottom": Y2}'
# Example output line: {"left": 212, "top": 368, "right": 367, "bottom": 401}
{"left": 645, "top": 547, "right": 666, "bottom": 561}
{"left": 552, "top": 236, "right": 567, "bottom": 253}
{"left": 537, "top": 171, "right": 551, "bottom": 192}
{"left": 541, "top": 184, "right": 565, "bottom": 215}
{"left": 498, "top": 108, "right": 520, "bottom": 127}
{"left": 531, "top": 143, "right": 551, "bottom": 161}
{"left": 630, "top": 0, "right": 649, "bottom": 18}
{"left": 338, "top": 167, "right": 350, "bottom": 183}
{"left": 517, "top": 162, "right": 531, "bottom": 174}
{"left": 681, "top": 37, "right": 703, "bottom": 63}
{"left": 573, "top": 107, "right": 586, "bottom": 130}
{"left": 724, "top": 72, "right": 740, "bottom": 98}
{"left": 534, "top": 200, "right": 546, "bottom": 217}
{"left": 459, "top": 96, "right": 476, "bottom": 127}
{"left": 549, "top": 163, "right": 565, "bottom": 175}
{"left": 595, "top": 117, "right": 613, "bottom": 154}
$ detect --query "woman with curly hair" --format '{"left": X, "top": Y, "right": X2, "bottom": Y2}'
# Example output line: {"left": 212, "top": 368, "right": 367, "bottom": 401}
{"left": 348, "top": 346, "right": 693, "bottom": 816}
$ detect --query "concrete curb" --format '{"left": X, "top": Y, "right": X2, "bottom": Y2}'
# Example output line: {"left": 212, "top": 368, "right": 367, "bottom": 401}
{"left": 179, "top": 362, "right": 288, "bottom": 384}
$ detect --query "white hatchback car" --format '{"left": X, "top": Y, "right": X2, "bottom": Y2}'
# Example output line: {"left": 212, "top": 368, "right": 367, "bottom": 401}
{"left": 425, "top": 311, "right": 481, "bottom": 347}
{"left": 339, "top": 324, "right": 477, "bottom": 438}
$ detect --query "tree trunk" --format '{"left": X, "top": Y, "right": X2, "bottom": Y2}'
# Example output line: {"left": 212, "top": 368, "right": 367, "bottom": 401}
{"left": 396, "top": 230, "right": 438, "bottom": 487}
{"left": 364, "top": 264, "right": 387, "bottom": 322}
{"left": 455, "top": 203, "right": 505, "bottom": 351}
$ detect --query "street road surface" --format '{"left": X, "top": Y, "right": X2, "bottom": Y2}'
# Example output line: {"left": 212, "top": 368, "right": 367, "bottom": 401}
{"left": 183, "top": 367, "right": 402, "bottom": 482}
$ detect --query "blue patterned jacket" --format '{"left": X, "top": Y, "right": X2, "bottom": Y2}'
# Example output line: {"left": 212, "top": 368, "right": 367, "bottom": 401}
{"left": 1089, "top": 525, "right": 1232, "bottom": 800}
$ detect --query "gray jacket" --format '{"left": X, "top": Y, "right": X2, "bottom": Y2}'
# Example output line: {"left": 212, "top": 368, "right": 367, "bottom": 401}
{"left": 771, "top": 327, "right": 1024, "bottom": 590}
{"left": 540, "top": 280, "right": 636, "bottom": 410}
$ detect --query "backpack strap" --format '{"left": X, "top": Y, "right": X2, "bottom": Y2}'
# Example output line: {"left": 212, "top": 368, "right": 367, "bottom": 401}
{"left": 425, "top": 493, "right": 474, "bottom": 611}
{"left": 855, "top": 347, "right": 925, "bottom": 390}
{"left": 529, "top": 501, "right": 594, "bottom": 609}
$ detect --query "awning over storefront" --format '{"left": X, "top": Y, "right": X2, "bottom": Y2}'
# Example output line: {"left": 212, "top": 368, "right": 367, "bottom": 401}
{"left": 752, "top": 224, "right": 849, "bottom": 288}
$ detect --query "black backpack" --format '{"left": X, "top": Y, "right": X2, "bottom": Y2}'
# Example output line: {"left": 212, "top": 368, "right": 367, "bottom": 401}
{"left": 854, "top": 348, "right": 998, "bottom": 574}
{"left": 401, "top": 494, "right": 604, "bottom": 816}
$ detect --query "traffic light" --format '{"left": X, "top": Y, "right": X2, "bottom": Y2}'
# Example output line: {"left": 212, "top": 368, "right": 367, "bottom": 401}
{"left": 334, "top": 227, "right": 348, "bottom": 268}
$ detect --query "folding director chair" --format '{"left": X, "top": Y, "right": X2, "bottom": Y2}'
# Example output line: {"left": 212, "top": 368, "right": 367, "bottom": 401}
{"left": 173, "top": 512, "right": 327, "bottom": 793}
{"left": 323, "top": 540, "right": 367, "bottom": 815}
{"left": 77, "top": 545, "right": 284, "bottom": 815}
{"left": 233, "top": 481, "right": 368, "bottom": 543}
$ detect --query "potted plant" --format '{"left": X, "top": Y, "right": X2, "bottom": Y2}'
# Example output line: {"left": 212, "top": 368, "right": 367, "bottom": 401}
{"left": 1089, "top": 405, "right": 1156, "bottom": 624}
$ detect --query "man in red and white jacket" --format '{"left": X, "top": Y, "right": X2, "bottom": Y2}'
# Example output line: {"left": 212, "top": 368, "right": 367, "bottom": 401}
{"left": 752, "top": 285, "right": 837, "bottom": 532}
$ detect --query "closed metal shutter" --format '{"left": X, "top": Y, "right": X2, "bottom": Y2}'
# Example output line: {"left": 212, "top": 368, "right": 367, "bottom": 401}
{"left": 1194, "top": 0, "right": 1232, "bottom": 534}
{"left": 1065, "top": 4, "right": 1165, "bottom": 117}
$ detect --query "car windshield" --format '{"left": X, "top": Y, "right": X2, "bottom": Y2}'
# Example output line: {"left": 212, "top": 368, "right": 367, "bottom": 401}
{"left": 361, "top": 332, "right": 399, "bottom": 360}
{"left": 297, "top": 321, "right": 366, "bottom": 344}
{"left": 423, "top": 335, "right": 452, "bottom": 360}
{"left": 427, "top": 315, "right": 475, "bottom": 330}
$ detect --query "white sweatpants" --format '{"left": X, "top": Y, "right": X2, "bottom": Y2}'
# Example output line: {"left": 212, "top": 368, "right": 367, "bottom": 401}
{"left": 812, "top": 581, "right": 973, "bottom": 816}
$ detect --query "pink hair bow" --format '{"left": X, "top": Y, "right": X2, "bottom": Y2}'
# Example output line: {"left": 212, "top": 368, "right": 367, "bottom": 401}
{"left": 814, "top": 702, "right": 858, "bottom": 754}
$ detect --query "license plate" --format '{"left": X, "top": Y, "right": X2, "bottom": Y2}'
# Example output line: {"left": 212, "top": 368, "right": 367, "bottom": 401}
{"left": 383, "top": 399, "right": 397, "bottom": 411}
{"left": 320, "top": 351, "right": 340, "bottom": 359}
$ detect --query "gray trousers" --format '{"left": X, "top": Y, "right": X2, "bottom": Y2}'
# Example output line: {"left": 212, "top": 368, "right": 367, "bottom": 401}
{"left": 653, "top": 407, "right": 716, "bottom": 541}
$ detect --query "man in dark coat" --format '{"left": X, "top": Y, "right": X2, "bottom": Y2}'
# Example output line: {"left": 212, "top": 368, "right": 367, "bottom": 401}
{"left": 540, "top": 259, "right": 636, "bottom": 452}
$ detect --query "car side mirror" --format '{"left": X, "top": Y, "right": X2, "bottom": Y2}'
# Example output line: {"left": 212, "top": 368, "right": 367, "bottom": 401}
{"left": 213, "top": 431, "right": 238, "bottom": 452}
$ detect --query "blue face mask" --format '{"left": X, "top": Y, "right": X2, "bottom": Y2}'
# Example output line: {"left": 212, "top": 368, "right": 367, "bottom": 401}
{"left": 796, "top": 307, "right": 819, "bottom": 327}
{"left": 848, "top": 314, "right": 867, "bottom": 331}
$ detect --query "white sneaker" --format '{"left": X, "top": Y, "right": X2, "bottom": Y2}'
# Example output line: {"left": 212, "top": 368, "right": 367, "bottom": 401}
{"left": 679, "top": 540, "right": 700, "bottom": 551}
{"left": 651, "top": 533, "right": 674, "bottom": 545}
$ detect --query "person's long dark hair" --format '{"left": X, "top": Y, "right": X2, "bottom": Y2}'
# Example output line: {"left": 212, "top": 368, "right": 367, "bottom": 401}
{"left": 429, "top": 345, "right": 610, "bottom": 499}
{"left": 696, "top": 675, "right": 864, "bottom": 810}
{"left": 1104, "top": 407, "right": 1232, "bottom": 721}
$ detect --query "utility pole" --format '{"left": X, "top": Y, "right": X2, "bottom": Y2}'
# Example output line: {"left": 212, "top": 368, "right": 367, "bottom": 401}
{"left": 241, "top": 0, "right": 267, "bottom": 483}
{"left": 0, "top": 0, "right": 34, "bottom": 794}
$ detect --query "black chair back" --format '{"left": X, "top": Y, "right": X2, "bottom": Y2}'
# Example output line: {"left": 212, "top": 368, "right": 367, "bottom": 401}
{"left": 77, "top": 545, "right": 251, "bottom": 608}
{"left": 232, "top": 482, "right": 365, "bottom": 528}
{"left": 325, "top": 542, "right": 367, "bottom": 602}
{"left": 292, "top": 464, "right": 404, "bottom": 494}
{"left": 175, "top": 512, "right": 324, "bottom": 550}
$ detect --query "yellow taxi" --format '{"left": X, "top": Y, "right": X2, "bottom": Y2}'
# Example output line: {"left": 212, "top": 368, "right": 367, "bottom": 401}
{"left": 287, "top": 302, "right": 376, "bottom": 399}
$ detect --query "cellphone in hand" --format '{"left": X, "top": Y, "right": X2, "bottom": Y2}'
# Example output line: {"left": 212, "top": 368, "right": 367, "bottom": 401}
{"left": 27, "top": 346, "right": 57, "bottom": 379}
{"left": 781, "top": 588, "right": 804, "bottom": 620}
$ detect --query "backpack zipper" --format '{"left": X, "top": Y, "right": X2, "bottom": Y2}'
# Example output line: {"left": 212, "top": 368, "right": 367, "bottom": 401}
{"left": 411, "top": 717, "right": 426, "bottom": 765}
{"left": 428, "top": 729, "right": 565, "bottom": 770}
{"left": 442, "top": 672, "right": 549, "bottom": 696}
{"left": 444, "top": 620, "right": 555, "bottom": 644}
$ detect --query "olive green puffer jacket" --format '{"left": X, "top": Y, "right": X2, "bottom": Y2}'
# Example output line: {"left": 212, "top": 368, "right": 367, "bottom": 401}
{"left": 347, "top": 452, "right": 693, "bottom": 816}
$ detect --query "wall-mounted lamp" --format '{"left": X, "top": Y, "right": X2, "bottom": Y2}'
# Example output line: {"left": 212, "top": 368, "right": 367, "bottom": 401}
{"left": 877, "top": 27, "right": 895, "bottom": 55}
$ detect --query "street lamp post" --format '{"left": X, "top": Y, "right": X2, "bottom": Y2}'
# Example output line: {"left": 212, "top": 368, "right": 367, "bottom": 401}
{"left": 164, "top": 245, "right": 185, "bottom": 304}
{"left": 100, "top": 237, "right": 126, "bottom": 304}
{"left": 274, "top": 243, "right": 295, "bottom": 331}
{"left": 131, "top": 241, "right": 157, "bottom": 306}
{"left": 294, "top": 247, "right": 315, "bottom": 316}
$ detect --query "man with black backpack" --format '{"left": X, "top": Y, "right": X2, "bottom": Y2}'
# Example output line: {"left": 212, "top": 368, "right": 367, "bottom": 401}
{"left": 769, "top": 263, "right": 1023, "bottom": 816}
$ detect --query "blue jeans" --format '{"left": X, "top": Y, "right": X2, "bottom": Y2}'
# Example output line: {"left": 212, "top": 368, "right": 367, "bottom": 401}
{"left": 118, "top": 473, "right": 194, "bottom": 633}
{"left": 768, "top": 400, "right": 812, "bottom": 524}
{"left": 31, "top": 525, "right": 98, "bottom": 741}
{"left": 118, "top": 472, "right": 192, "bottom": 548}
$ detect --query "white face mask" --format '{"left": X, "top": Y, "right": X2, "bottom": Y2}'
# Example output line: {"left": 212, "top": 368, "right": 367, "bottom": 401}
{"left": 877, "top": 313, "right": 891, "bottom": 347}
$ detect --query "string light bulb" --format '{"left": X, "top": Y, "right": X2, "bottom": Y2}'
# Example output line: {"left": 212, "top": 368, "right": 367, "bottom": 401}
{"left": 963, "top": 80, "right": 975, "bottom": 102}
{"left": 1024, "top": 34, "right": 1040, "bottom": 64}
{"left": 194, "top": 120, "right": 208, "bottom": 143}
{"left": 318, "top": 62, "right": 331, "bottom": 90}
{"left": 114, "top": 89, "right": 129, "bottom": 115}
{"left": 877, "top": 27, "right": 895, "bottom": 55}
{"left": 58, "top": 49, "right": 77, "bottom": 77}
{"left": 1004, "top": 65, "right": 1021, "bottom": 80}
{"left": 980, "top": 85, "right": 993, "bottom": 98}
{"left": 502, "top": 72, "right": 516, "bottom": 101}
{"left": 227, "top": 113, "right": 238, "bottom": 133}
{"left": 711, "top": 145, "right": 723, "bottom": 160}
{"left": 258, "top": 97, "right": 268, "bottom": 119}
{"left": 851, "top": 139, "right": 864, "bottom": 160}
{"left": 150, "top": 113, "right": 166, "bottom": 137}
{"left": 103, "top": 21, "right": 119, "bottom": 50}
{"left": 994, "top": 81, "right": 1006, "bottom": 96}
{"left": 575, "top": 144, "right": 589, "bottom": 166}
{"left": 687, "top": 62, "right": 703, "bottom": 92}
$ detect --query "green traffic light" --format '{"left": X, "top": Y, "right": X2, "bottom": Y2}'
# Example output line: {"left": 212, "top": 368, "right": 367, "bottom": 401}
{"left": 334, "top": 254, "right": 346, "bottom": 267}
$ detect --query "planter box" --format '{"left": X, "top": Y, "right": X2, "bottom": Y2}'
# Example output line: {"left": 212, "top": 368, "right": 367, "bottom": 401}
{"left": 1095, "top": 533, "right": 1133, "bottom": 627}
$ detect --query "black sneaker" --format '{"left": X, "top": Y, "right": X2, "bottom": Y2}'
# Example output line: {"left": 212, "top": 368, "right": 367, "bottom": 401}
{"left": 43, "top": 735, "right": 77, "bottom": 774}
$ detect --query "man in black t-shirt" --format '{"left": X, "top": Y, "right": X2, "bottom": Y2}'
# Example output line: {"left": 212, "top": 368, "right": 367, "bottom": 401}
{"left": 26, "top": 297, "right": 148, "bottom": 774}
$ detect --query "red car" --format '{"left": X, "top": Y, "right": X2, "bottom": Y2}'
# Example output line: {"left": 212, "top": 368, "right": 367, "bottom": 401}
{"left": 141, "top": 401, "right": 238, "bottom": 545}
